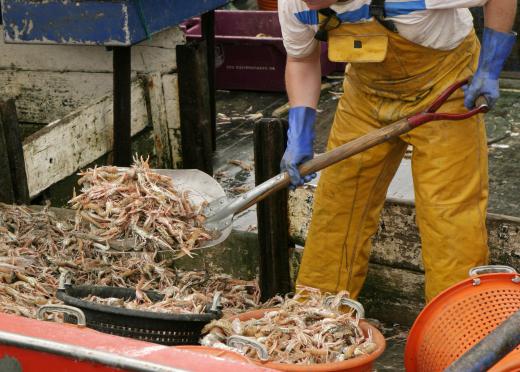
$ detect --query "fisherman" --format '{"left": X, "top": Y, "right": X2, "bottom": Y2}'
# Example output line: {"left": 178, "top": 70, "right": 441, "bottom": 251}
{"left": 279, "top": 0, "right": 517, "bottom": 301}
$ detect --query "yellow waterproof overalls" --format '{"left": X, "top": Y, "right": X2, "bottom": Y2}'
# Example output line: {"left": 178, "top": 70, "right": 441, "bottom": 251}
{"left": 296, "top": 18, "right": 489, "bottom": 302}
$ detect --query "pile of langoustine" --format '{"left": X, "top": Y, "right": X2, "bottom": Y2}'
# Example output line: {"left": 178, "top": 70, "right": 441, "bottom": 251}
{"left": 68, "top": 157, "right": 215, "bottom": 258}
{"left": 0, "top": 156, "right": 262, "bottom": 318}
{"left": 201, "top": 290, "right": 378, "bottom": 365}
{"left": 81, "top": 271, "right": 266, "bottom": 316}
{"left": 1, "top": 158, "right": 379, "bottom": 366}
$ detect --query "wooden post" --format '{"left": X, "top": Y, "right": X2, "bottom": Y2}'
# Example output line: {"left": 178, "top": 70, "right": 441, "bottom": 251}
{"left": 201, "top": 11, "right": 217, "bottom": 152}
{"left": 176, "top": 41, "right": 213, "bottom": 175}
{"left": 254, "top": 118, "right": 292, "bottom": 301}
{"left": 0, "top": 99, "right": 30, "bottom": 204}
{"left": 0, "top": 109, "right": 15, "bottom": 204}
{"left": 112, "top": 46, "right": 132, "bottom": 167}
{"left": 144, "top": 73, "right": 173, "bottom": 169}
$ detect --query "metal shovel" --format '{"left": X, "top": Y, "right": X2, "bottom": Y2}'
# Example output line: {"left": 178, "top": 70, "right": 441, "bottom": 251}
{"left": 166, "top": 80, "right": 488, "bottom": 249}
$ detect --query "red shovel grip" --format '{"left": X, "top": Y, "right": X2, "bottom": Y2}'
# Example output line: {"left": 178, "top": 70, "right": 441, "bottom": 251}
{"left": 408, "top": 80, "right": 489, "bottom": 128}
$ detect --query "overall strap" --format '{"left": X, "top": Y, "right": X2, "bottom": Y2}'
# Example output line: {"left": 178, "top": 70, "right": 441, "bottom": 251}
{"left": 314, "top": 1, "right": 397, "bottom": 42}
{"left": 315, "top": 8, "right": 340, "bottom": 42}
{"left": 369, "top": 0, "right": 398, "bottom": 32}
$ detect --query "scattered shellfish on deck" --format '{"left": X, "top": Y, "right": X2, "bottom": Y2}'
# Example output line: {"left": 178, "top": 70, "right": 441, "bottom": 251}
{"left": 0, "top": 203, "right": 263, "bottom": 318}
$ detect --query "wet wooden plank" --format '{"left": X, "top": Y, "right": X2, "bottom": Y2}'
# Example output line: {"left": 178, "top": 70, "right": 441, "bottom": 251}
{"left": 0, "top": 26, "right": 183, "bottom": 74}
{"left": 0, "top": 25, "right": 184, "bottom": 125}
{"left": 162, "top": 74, "right": 183, "bottom": 168}
{"left": 146, "top": 72, "right": 172, "bottom": 168}
{"left": 359, "top": 263, "right": 425, "bottom": 326}
{"left": 289, "top": 189, "right": 520, "bottom": 273}
{"left": 23, "top": 80, "right": 149, "bottom": 198}
{"left": 0, "top": 70, "right": 114, "bottom": 124}
{"left": 290, "top": 247, "right": 424, "bottom": 325}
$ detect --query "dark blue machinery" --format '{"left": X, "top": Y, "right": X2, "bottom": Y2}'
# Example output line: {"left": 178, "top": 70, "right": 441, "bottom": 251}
{"left": 0, "top": 0, "right": 227, "bottom": 166}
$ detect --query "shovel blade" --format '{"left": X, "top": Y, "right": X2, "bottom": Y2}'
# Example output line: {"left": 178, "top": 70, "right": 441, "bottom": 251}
{"left": 154, "top": 169, "right": 232, "bottom": 249}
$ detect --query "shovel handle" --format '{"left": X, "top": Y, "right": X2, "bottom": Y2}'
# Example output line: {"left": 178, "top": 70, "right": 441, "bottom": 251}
{"left": 298, "top": 118, "right": 412, "bottom": 177}
{"left": 231, "top": 117, "right": 412, "bottom": 214}
{"left": 290, "top": 87, "right": 488, "bottom": 188}
{"left": 216, "top": 81, "right": 487, "bottom": 219}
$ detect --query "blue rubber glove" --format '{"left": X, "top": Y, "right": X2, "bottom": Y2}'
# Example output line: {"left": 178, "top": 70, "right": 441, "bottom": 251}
{"left": 280, "top": 107, "right": 317, "bottom": 190}
{"left": 463, "top": 28, "right": 517, "bottom": 109}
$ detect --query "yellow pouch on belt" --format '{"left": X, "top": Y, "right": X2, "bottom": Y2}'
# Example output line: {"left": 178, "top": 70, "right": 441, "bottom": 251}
{"left": 328, "top": 33, "right": 388, "bottom": 63}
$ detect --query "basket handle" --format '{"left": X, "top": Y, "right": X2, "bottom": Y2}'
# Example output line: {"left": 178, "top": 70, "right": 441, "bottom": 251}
{"left": 227, "top": 335, "right": 269, "bottom": 361}
{"left": 37, "top": 304, "right": 87, "bottom": 327}
{"left": 58, "top": 270, "right": 73, "bottom": 290}
{"left": 469, "top": 265, "right": 517, "bottom": 277}
{"left": 210, "top": 291, "right": 222, "bottom": 312}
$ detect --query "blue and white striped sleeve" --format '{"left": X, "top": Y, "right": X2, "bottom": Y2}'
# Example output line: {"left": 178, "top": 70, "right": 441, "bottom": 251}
{"left": 390, "top": 0, "right": 488, "bottom": 11}
{"left": 278, "top": 0, "right": 319, "bottom": 58}
{"left": 384, "top": 0, "right": 487, "bottom": 15}
{"left": 426, "top": 0, "right": 488, "bottom": 9}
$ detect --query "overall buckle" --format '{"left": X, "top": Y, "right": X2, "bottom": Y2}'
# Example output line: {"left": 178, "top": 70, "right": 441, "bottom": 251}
{"left": 315, "top": 8, "right": 342, "bottom": 42}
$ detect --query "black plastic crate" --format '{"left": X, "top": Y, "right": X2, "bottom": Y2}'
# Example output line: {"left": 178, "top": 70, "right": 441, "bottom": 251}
{"left": 57, "top": 285, "right": 221, "bottom": 346}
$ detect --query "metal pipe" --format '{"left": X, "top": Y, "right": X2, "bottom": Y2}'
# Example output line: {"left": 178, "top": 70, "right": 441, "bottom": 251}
{"left": 113, "top": 46, "right": 132, "bottom": 166}
{"left": 446, "top": 309, "right": 520, "bottom": 372}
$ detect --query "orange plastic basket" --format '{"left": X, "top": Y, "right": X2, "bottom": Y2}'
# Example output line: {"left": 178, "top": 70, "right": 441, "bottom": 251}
{"left": 233, "top": 308, "right": 386, "bottom": 372}
{"left": 405, "top": 267, "right": 520, "bottom": 371}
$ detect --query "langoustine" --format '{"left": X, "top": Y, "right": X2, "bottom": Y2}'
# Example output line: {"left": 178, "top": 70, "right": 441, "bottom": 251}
{"left": 0, "top": 203, "right": 262, "bottom": 318}
{"left": 68, "top": 156, "right": 214, "bottom": 258}
{"left": 201, "top": 290, "right": 378, "bottom": 364}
